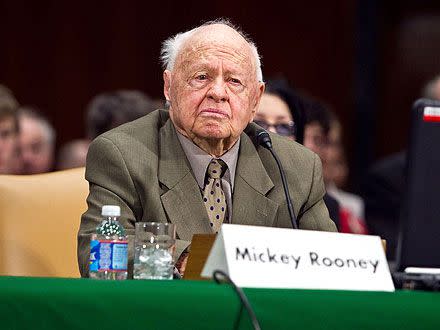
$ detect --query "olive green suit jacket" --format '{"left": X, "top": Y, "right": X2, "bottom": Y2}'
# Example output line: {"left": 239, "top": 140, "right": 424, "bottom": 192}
{"left": 77, "top": 110, "right": 336, "bottom": 277}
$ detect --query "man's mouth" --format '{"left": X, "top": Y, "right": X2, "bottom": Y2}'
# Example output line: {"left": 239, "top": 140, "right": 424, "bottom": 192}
{"left": 199, "top": 108, "right": 229, "bottom": 119}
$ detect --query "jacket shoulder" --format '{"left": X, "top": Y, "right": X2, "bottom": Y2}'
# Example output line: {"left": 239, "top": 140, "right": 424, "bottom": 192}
{"left": 91, "top": 109, "right": 169, "bottom": 150}
{"left": 270, "top": 132, "right": 318, "bottom": 165}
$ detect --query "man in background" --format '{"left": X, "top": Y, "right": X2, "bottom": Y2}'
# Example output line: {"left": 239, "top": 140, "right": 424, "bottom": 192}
{"left": 0, "top": 85, "right": 20, "bottom": 174}
{"left": 325, "top": 113, "right": 367, "bottom": 234}
{"left": 18, "top": 107, "right": 56, "bottom": 174}
{"left": 301, "top": 99, "right": 342, "bottom": 228}
{"left": 422, "top": 74, "right": 440, "bottom": 100}
{"left": 55, "top": 90, "right": 157, "bottom": 170}
{"left": 86, "top": 90, "right": 157, "bottom": 140}
{"left": 56, "top": 139, "right": 90, "bottom": 170}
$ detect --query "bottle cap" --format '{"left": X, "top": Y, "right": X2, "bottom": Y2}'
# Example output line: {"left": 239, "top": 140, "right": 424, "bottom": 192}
{"left": 101, "top": 205, "right": 121, "bottom": 217}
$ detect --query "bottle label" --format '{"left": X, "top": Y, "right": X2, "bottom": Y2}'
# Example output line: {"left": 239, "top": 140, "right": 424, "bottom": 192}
{"left": 90, "top": 239, "right": 128, "bottom": 272}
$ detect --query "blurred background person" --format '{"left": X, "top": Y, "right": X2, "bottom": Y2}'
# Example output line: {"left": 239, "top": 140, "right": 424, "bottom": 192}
{"left": 18, "top": 107, "right": 56, "bottom": 174}
{"left": 302, "top": 99, "right": 367, "bottom": 234}
{"left": 56, "top": 139, "right": 90, "bottom": 170}
{"left": 361, "top": 150, "right": 405, "bottom": 260}
{"left": 301, "top": 97, "right": 341, "bottom": 229}
{"left": 325, "top": 113, "right": 368, "bottom": 234}
{"left": 422, "top": 74, "right": 440, "bottom": 100}
{"left": 55, "top": 90, "right": 158, "bottom": 170}
{"left": 254, "top": 92, "right": 295, "bottom": 139}
{"left": 86, "top": 90, "right": 158, "bottom": 140}
{"left": 302, "top": 100, "right": 331, "bottom": 161}
{"left": 0, "top": 85, "right": 20, "bottom": 174}
{"left": 254, "top": 78, "right": 304, "bottom": 143}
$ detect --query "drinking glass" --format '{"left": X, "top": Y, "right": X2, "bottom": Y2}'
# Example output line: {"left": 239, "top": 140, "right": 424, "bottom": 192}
{"left": 133, "top": 222, "right": 176, "bottom": 280}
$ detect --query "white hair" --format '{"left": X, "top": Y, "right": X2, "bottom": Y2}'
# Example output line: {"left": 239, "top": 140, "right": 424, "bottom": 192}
{"left": 19, "top": 107, "right": 56, "bottom": 147}
{"left": 160, "top": 19, "right": 264, "bottom": 82}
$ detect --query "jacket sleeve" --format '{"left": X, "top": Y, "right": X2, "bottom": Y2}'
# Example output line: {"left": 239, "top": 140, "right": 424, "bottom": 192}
{"left": 77, "top": 136, "right": 140, "bottom": 278}
{"left": 77, "top": 136, "right": 191, "bottom": 278}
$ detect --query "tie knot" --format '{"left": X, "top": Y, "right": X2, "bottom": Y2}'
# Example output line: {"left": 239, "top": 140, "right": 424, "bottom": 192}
{"left": 207, "top": 159, "right": 226, "bottom": 179}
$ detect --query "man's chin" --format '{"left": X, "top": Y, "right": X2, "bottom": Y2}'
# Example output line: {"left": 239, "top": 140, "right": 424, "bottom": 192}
{"left": 196, "top": 128, "right": 230, "bottom": 141}
{"left": 191, "top": 122, "right": 228, "bottom": 139}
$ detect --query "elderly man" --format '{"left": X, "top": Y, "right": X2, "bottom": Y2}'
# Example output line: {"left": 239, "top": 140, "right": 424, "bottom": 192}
{"left": 18, "top": 107, "right": 56, "bottom": 174}
{"left": 78, "top": 20, "right": 336, "bottom": 277}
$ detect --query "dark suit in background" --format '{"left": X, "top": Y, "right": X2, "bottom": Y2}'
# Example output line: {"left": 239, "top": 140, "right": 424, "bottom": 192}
{"left": 324, "top": 194, "right": 340, "bottom": 229}
{"left": 360, "top": 151, "right": 406, "bottom": 260}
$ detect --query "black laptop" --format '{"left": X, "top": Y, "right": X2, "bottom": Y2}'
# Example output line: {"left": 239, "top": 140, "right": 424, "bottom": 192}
{"left": 393, "top": 99, "right": 440, "bottom": 289}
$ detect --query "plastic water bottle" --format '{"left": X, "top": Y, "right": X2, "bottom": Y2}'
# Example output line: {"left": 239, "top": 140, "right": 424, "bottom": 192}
{"left": 89, "top": 205, "right": 128, "bottom": 280}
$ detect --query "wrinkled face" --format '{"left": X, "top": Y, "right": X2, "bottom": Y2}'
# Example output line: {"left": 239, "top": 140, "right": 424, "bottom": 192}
{"left": 164, "top": 25, "right": 264, "bottom": 145}
{"left": 19, "top": 116, "right": 54, "bottom": 174}
{"left": 254, "top": 93, "right": 295, "bottom": 139}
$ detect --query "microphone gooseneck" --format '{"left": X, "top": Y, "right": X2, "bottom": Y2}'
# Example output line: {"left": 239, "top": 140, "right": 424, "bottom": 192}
{"left": 256, "top": 129, "right": 298, "bottom": 229}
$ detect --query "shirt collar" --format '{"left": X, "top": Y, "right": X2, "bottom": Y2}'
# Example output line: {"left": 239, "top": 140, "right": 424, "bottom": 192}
{"left": 176, "top": 131, "right": 239, "bottom": 190}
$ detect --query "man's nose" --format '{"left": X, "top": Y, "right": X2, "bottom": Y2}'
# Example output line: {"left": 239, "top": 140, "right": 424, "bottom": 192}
{"left": 207, "top": 78, "right": 228, "bottom": 102}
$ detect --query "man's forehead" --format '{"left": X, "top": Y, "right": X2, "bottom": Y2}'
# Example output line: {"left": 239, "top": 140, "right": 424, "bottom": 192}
{"left": 177, "top": 25, "right": 253, "bottom": 67}
{"left": 190, "top": 24, "right": 248, "bottom": 47}
{"left": 180, "top": 45, "right": 250, "bottom": 69}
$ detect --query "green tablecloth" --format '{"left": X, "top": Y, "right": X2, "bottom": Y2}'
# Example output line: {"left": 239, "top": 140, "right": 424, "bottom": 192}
{"left": 0, "top": 276, "right": 439, "bottom": 329}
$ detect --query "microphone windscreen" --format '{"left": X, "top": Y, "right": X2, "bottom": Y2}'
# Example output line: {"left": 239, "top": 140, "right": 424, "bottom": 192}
{"left": 256, "top": 129, "right": 272, "bottom": 149}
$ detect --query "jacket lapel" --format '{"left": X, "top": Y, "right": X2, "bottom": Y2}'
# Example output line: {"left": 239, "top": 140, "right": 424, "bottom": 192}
{"left": 232, "top": 133, "right": 279, "bottom": 227}
{"left": 158, "top": 120, "right": 211, "bottom": 241}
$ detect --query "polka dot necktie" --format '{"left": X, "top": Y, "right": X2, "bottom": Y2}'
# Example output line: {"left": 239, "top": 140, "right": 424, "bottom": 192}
{"left": 203, "top": 159, "right": 227, "bottom": 233}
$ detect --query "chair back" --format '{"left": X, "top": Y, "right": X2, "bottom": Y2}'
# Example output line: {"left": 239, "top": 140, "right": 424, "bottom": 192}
{"left": 0, "top": 167, "right": 88, "bottom": 277}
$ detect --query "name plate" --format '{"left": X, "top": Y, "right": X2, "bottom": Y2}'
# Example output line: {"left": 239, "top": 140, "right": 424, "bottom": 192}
{"left": 201, "top": 224, "right": 394, "bottom": 291}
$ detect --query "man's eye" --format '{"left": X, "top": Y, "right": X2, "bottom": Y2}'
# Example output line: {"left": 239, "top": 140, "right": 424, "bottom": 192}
{"left": 229, "top": 78, "right": 241, "bottom": 84}
{"left": 188, "top": 74, "right": 209, "bottom": 88}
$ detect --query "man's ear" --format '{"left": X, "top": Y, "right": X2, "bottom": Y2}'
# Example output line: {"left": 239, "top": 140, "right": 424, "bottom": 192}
{"left": 163, "top": 70, "right": 172, "bottom": 101}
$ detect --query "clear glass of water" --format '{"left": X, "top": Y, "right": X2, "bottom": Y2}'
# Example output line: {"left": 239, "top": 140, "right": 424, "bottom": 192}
{"left": 133, "top": 222, "right": 176, "bottom": 280}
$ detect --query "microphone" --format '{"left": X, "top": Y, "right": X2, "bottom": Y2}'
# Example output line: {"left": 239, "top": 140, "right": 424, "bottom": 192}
{"left": 256, "top": 130, "right": 272, "bottom": 149}
{"left": 255, "top": 129, "right": 298, "bottom": 229}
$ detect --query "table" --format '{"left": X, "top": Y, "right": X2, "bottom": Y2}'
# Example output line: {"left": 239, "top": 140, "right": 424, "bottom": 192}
{"left": 0, "top": 276, "right": 439, "bottom": 329}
